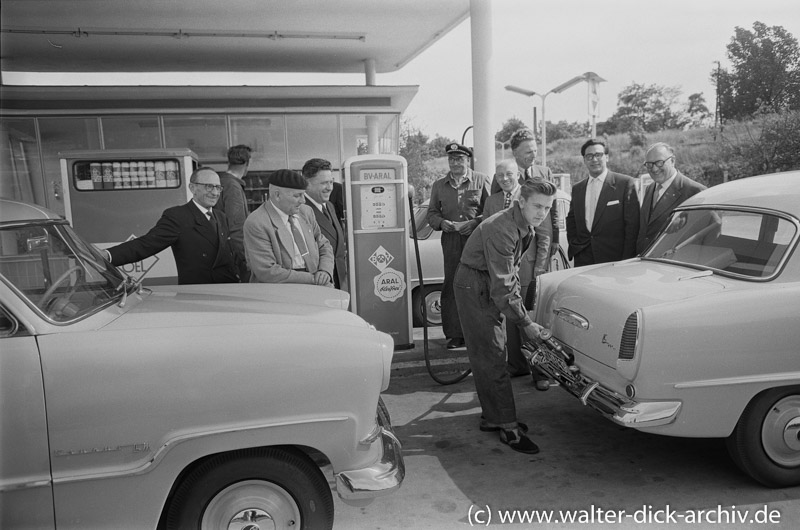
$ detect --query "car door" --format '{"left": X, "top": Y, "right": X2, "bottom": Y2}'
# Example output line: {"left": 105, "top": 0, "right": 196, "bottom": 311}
{"left": 0, "top": 304, "right": 55, "bottom": 529}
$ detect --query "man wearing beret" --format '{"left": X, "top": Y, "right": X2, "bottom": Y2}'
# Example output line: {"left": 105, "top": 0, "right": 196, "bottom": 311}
{"left": 426, "top": 143, "right": 489, "bottom": 349}
{"left": 243, "top": 169, "right": 335, "bottom": 286}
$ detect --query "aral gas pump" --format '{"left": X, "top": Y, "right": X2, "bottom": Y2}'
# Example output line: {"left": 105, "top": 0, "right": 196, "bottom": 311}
{"left": 344, "top": 155, "right": 412, "bottom": 349}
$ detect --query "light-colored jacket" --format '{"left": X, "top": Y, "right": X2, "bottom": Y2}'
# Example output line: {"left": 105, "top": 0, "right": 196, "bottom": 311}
{"left": 244, "top": 201, "right": 334, "bottom": 285}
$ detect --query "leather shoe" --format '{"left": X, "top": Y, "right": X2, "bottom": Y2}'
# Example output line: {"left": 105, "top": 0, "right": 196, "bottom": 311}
{"left": 534, "top": 379, "right": 551, "bottom": 391}
{"left": 446, "top": 338, "right": 465, "bottom": 349}
{"left": 499, "top": 428, "right": 540, "bottom": 454}
{"left": 480, "top": 419, "right": 529, "bottom": 434}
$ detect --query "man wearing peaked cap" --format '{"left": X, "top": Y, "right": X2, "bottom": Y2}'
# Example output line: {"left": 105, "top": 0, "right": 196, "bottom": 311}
{"left": 445, "top": 143, "right": 473, "bottom": 157}
{"left": 243, "top": 169, "right": 335, "bottom": 286}
{"left": 426, "top": 140, "right": 489, "bottom": 349}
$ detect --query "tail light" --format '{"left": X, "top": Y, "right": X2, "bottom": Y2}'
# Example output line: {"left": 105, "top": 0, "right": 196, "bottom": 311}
{"left": 619, "top": 312, "right": 639, "bottom": 360}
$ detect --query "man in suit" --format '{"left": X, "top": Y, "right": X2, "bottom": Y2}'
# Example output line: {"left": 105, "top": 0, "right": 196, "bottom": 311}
{"left": 427, "top": 142, "right": 490, "bottom": 350}
{"left": 566, "top": 138, "right": 640, "bottom": 267}
{"left": 243, "top": 169, "right": 334, "bottom": 286}
{"left": 491, "top": 128, "right": 559, "bottom": 262}
{"left": 106, "top": 167, "right": 241, "bottom": 284}
{"left": 637, "top": 142, "right": 707, "bottom": 253}
{"left": 217, "top": 144, "right": 252, "bottom": 281}
{"left": 302, "top": 158, "right": 348, "bottom": 291}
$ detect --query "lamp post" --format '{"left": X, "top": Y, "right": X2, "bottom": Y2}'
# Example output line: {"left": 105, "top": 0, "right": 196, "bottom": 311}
{"left": 505, "top": 72, "right": 605, "bottom": 167}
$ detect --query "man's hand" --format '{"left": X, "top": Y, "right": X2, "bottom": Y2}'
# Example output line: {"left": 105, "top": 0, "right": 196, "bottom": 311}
{"left": 313, "top": 270, "right": 332, "bottom": 286}
{"left": 441, "top": 220, "right": 457, "bottom": 233}
{"left": 520, "top": 321, "right": 545, "bottom": 344}
{"left": 458, "top": 219, "right": 478, "bottom": 236}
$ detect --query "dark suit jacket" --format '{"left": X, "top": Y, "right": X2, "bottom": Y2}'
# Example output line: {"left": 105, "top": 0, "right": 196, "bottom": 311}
{"left": 636, "top": 171, "right": 706, "bottom": 253}
{"left": 491, "top": 164, "right": 559, "bottom": 256}
{"left": 218, "top": 171, "right": 249, "bottom": 280}
{"left": 566, "top": 171, "right": 640, "bottom": 266}
{"left": 108, "top": 201, "right": 241, "bottom": 284}
{"left": 306, "top": 198, "right": 348, "bottom": 290}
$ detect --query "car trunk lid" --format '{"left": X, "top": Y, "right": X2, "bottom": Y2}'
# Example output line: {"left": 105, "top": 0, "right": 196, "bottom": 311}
{"left": 550, "top": 260, "right": 727, "bottom": 368}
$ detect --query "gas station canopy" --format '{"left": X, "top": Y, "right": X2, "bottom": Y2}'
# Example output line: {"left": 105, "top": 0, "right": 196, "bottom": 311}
{"left": 0, "top": 0, "right": 470, "bottom": 74}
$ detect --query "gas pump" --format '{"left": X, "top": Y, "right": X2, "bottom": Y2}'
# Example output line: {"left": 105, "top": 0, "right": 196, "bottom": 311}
{"left": 344, "top": 155, "right": 413, "bottom": 349}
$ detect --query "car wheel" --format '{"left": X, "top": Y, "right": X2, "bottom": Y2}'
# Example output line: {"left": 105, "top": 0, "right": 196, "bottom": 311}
{"left": 412, "top": 285, "right": 442, "bottom": 327}
{"left": 165, "top": 447, "right": 334, "bottom": 530}
{"left": 726, "top": 386, "right": 800, "bottom": 488}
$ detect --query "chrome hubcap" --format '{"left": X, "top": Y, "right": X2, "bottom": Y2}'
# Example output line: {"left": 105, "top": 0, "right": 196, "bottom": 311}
{"left": 201, "top": 480, "right": 300, "bottom": 530}
{"left": 425, "top": 291, "right": 442, "bottom": 325}
{"left": 762, "top": 395, "right": 800, "bottom": 467}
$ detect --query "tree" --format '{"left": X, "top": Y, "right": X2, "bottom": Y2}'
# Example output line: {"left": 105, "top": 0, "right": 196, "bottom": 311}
{"left": 719, "top": 110, "right": 800, "bottom": 177}
{"left": 399, "top": 118, "right": 444, "bottom": 203}
{"left": 429, "top": 134, "right": 457, "bottom": 157}
{"left": 495, "top": 117, "right": 529, "bottom": 145}
{"left": 714, "top": 22, "right": 800, "bottom": 120}
{"left": 686, "top": 92, "right": 712, "bottom": 128}
{"left": 606, "top": 82, "right": 689, "bottom": 133}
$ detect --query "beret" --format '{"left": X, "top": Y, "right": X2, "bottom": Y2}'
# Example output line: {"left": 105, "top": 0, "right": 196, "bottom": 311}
{"left": 445, "top": 143, "right": 473, "bottom": 157}
{"left": 269, "top": 169, "right": 307, "bottom": 190}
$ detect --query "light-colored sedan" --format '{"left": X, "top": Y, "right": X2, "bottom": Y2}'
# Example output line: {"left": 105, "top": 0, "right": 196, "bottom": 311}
{"left": 0, "top": 199, "right": 404, "bottom": 529}
{"left": 407, "top": 190, "right": 571, "bottom": 327}
{"left": 529, "top": 172, "right": 800, "bottom": 487}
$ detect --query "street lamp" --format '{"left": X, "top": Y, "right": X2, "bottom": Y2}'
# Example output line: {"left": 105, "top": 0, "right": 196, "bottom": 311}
{"left": 505, "top": 72, "right": 605, "bottom": 167}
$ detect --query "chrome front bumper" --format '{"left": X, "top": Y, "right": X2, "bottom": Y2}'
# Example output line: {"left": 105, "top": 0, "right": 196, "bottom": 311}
{"left": 523, "top": 335, "right": 681, "bottom": 428}
{"left": 335, "top": 416, "right": 405, "bottom": 505}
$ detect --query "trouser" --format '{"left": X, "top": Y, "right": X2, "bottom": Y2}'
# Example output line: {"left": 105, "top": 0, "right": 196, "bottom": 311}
{"left": 453, "top": 263, "right": 518, "bottom": 428}
{"left": 440, "top": 232, "right": 469, "bottom": 339}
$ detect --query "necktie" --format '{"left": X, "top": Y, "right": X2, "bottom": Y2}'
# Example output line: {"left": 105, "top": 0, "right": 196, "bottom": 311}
{"left": 290, "top": 216, "right": 311, "bottom": 269}
{"left": 586, "top": 178, "right": 600, "bottom": 231}
{"left": 207, "top": 209, "right": 217, "bottom": 233}
{"left": 652, "top": 184, "right": 663, "bottom": 212}
{"left": 322, "top": 203, "right": 332, "bottom": 223}
{"left": 503, "top": 192, "right": 512, "bottom": 209}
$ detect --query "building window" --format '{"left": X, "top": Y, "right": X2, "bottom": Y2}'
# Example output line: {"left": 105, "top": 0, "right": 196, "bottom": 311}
{"left": 0, "top": 118, "right": 44, "bottom": 205}
{"left": 229, "top": 116, "right": 287, "bottom": 170}
{"left": 102, "top": 116, "right": 162, "bottom": 149}
{"left": 38, "top": 117, "right": 102, "bottom": 214}
{"left": 163, "top": 116, "right": 227, "bottom": 162}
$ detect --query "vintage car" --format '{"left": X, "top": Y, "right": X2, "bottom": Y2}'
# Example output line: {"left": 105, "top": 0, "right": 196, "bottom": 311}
{"left": 407, "top": 190, "right": 571, "bottom": 327}
{"left": 529, "top": 172, "right": 800, "bottom": 488}
{"left": 0, "top": 199, "right": 404, "bottom": 529}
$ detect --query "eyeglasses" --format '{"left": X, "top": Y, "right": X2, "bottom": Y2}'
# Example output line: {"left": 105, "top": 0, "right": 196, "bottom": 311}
{"left": 496, "top": 172, "right": 517, "bottom": 181}
{"left": 194, "top": 183, "right": 223, "bottom": 192}
{"left": 643, "top": 157, "right": 674, "bottom": 170}
{"left": 583, "top": 153, "right": 606, "bottom": 161}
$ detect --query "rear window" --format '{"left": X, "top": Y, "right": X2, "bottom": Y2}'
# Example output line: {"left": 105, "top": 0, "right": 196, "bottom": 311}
{"left": 644, "top": 208, "right": 798, "bottom": 279}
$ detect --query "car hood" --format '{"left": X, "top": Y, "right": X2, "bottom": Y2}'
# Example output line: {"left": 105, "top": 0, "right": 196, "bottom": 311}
{"left": 544, "top": 259, "right": 728, "bottom": 367}
{"left": 101, "top": 283, "right": 365, "bottom": 331}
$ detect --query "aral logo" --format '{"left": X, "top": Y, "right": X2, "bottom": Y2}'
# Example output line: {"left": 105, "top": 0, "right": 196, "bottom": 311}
{"left": 373, "top": 267, "right": 406, "bottom": 302}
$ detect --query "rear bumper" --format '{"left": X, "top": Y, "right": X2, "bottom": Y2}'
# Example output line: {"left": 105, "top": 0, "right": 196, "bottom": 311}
{"left": 525, "top": 339, "right": 681, "bottom": 428}
{"left": 335, "top": 416, "right": 405, "bottom": 505}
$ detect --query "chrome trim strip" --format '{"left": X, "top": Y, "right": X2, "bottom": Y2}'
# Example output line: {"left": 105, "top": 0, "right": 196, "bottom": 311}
{"left": 554, "top": 308, "right": 589, "bottom": 330}
{"left": 674, "top": 373, "right": 800, "bottom": 389}
{"left": 51, "top": 416, "right": 349, "bottom": 485}
{"left": 0, "top": 478, "right": 51, "bottom": 493}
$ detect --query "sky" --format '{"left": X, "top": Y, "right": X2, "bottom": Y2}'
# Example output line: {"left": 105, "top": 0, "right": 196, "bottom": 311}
{"left": 5, "top": 0, "right": 800, "bottom": 141}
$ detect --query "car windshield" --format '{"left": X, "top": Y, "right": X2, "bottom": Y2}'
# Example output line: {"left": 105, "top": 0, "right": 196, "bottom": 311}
{"left": 0, "top": 221, "right": 128, "bottom": 322}
{"left": 643, "top": 207, "right": 798, "bottom": 279}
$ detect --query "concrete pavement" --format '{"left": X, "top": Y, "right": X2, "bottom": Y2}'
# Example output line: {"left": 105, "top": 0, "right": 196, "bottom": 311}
{"left": 330, "top": 327, "right": 800, "bottom": 529}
